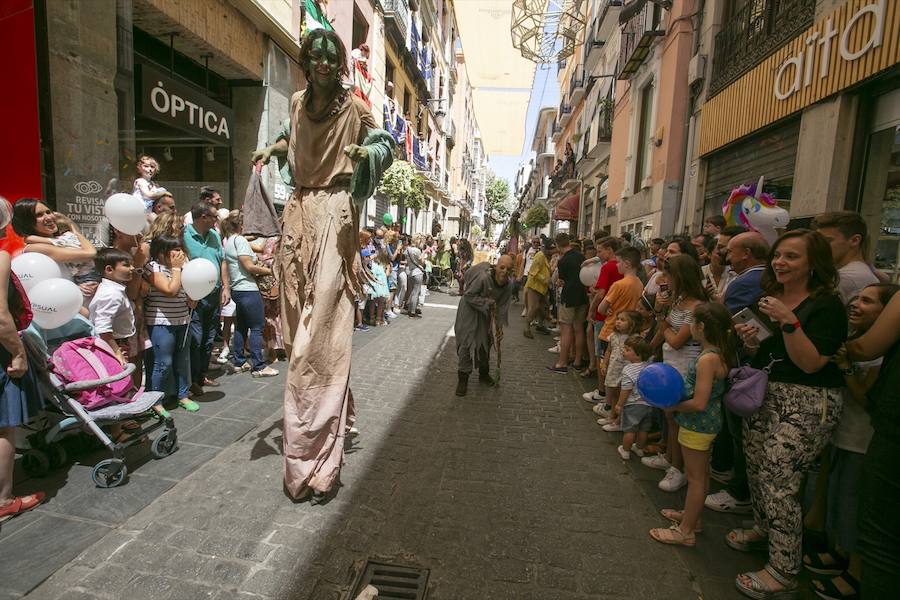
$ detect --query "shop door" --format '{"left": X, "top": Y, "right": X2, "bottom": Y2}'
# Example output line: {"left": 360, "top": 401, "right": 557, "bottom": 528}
{"left": 858, "top": 88, "right": 900, "bottom": 283}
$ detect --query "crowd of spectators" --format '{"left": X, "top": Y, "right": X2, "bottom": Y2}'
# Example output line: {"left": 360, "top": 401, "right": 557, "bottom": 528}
{"left": 511, "top": 212, "right": 900, "bottom": 599}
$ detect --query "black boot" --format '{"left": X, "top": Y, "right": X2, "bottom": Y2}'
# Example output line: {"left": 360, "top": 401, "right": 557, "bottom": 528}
{"left": 455, "top": 371, "right": 468, "bottom": 396}
{"left": 477, "top": 350, "right": 494, "bottom": 386}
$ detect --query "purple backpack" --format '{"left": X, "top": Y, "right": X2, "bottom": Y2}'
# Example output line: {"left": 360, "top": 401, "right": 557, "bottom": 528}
{"left": 51, "top": 337, "right": 138, "bottom": 410}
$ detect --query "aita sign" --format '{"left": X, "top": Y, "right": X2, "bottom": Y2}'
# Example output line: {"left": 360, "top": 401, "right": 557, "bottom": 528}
{"left": 775, "top": 0, "right": 886, "bottom": 101}
{"left": 138, "top": 63, "right": 234, "bottom": 145}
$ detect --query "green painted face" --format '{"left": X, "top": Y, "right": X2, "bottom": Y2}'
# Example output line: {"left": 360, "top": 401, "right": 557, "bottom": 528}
{"left": 308, "top": 37, "right": 340, "bottom": 86}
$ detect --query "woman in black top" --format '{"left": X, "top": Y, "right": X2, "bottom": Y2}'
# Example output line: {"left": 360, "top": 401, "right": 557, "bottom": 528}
{"left": 732, "top": 230, "right": 847, "bottom": 598}
{"left": 846, "top": 292, "right": 900, "bottom": 599}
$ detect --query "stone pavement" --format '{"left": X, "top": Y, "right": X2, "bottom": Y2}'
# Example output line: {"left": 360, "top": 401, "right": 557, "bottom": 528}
{"left": 10, "top": 292, "right": 786, "bottom": 599}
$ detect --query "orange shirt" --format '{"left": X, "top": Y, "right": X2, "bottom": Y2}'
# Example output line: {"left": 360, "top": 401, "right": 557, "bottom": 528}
{"left": 599, "top": 274, "right": 644, "bottom": 341}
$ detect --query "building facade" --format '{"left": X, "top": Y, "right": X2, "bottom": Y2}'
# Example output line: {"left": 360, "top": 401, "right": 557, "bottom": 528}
{"left": 683, "top": 0, "right": 900, "bottom": 281}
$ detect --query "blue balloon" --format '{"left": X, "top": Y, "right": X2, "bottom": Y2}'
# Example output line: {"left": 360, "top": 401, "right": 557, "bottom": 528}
{"left": 637, "top": 363, "right": 685, "bottom": 409}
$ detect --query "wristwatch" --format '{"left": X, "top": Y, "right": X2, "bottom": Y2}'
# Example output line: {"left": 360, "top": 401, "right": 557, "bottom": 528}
{"left": 781, "top": 320, "right": 801, "bottom": 334}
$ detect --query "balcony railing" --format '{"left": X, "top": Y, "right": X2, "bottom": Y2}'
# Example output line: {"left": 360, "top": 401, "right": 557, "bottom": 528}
{"left": 381, "top": 0, "right": 410, "bottom": 48}
{"left": 709, "top": 0, "right": 815, "bottom": 95}
{"left": 559, "top": 101, "right": 573, "bottom": 126}
{"left": 616, "top": 0, "right": 664, "bottom": 80}
{"left": 569, "top": 66, "right": 586, "bottom": 105}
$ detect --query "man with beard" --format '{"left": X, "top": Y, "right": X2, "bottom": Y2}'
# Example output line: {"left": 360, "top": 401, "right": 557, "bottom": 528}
{"left": 251, "top": 29, "right": 394, "bottom": 501}
{"left": 455, "top": 255, "right": 514, "bottom": 397}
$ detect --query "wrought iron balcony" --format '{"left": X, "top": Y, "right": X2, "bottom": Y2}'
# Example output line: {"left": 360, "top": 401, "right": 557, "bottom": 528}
{"left": 551, "top": 122, "right": 563, "bottom": 143}
{"left": 381, "top": 0, "right": 410, "bottom": 50}
{"left": 595, "top": 0, "right": 624, "bottom": 43}
{"left": 569, "top": 66, "right": 586, "bottom": 105}
{"left": 616, "top": 0, "right": 665, "bottom": 80}
{"left": 559, "top": 101, "right": 573, "bottom": 127}
{"left": 709, "top": 0, "right": 815, "bottom": 95}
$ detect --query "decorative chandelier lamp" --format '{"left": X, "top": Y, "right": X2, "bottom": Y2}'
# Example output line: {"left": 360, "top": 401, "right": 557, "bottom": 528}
{"left": 511, "top": 0, "right": 586, "bottom": 64}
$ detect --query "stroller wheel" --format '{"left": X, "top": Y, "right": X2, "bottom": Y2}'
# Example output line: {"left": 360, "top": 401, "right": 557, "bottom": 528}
{"left": 22, "top": 449, "right": 50, "bottom": 477}
{"left": 151, "top": 430, "right": 179, "bottom": 459}
{"left": 91, "top": 458, "right": 127, "bottom": 488}
{"left": 48, "top": 443, "right": 68, "bottom": 469}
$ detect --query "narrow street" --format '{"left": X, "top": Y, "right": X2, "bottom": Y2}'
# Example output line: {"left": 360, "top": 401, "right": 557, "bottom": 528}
{"left": 2, "top": 292, "right": 768, "bottom": 600}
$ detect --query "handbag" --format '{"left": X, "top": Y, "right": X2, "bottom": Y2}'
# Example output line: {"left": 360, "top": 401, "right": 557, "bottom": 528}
{"left": 724, "top": 366, "right": 768, "bottom": 417}
{"left": 725, "top": 353, "right": 781, "bottom": 417}
{"left": 257, "top": 273, "right": 279, "bottom": 300}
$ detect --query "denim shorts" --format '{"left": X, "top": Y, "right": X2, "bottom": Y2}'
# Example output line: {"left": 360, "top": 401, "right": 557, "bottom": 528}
{"left": 621, "top": 403, "right": 653, "bottom": 432}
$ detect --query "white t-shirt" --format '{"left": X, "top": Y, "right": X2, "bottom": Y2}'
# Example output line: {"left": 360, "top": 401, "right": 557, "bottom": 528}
{"left": 832, "top": 358, "right": 880, "bottom": 454}
{"left": 837, "top": 261, "right": 879, "bottom": 304}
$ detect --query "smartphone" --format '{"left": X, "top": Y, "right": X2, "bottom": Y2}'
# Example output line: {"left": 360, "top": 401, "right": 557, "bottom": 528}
{"left": 732, "top": 308, "right": 773, "bottom": 343}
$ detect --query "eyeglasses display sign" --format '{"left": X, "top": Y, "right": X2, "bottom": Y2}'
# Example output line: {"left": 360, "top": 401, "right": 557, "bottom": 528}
{"left": 137, "top": 63, "right": 235, "bottom": 146}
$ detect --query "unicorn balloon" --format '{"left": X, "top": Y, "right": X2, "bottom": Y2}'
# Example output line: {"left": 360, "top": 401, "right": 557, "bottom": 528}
{"left": 722, "top": 176, "right": 790, "bottom": 244}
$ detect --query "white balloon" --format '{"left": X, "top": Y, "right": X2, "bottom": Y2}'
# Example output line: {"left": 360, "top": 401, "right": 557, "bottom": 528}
{"left": 181, "top": 258, "right": 219, "bottom": 301}
{"left": 105, "top": 193, "right": 147, "bottom": 235}
{"left": 29, "top": 278, "right": 83, "bottom": 329}
{"left": 579, "top": 262, "right": 602, "bottom": 287}
{"left": 217, "top": 208, "right": 230, "bottom": 221}
{"left": 11, "top": 253, "right": 62, "bottom": 291}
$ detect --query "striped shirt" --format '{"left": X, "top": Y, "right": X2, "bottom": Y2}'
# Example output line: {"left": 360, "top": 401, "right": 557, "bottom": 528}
{"left": 620, "top": 361, "right": 649, "bottom": 406}
{"left": 663, "top": 303, "right": 701, "bottom": 376}
{"left": 144, "top": 261, "right": 190, "bottom": 326}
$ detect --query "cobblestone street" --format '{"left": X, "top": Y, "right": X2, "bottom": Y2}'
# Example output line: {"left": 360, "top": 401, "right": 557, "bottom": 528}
{"left": 4, "top": 294, "right": 767, "bottom": 600}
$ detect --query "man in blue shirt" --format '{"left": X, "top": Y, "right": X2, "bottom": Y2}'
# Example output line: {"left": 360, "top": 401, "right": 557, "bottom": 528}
{"left": 183, "top": 200, "right": 230, "bottom": 397}
{"left": 705, "top": 230, "right": 768, "bottom": 516}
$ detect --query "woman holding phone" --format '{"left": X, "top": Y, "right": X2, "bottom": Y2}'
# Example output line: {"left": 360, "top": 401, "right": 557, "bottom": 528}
{"left": 730, "top": 229, "right": 847, "bottom": 599}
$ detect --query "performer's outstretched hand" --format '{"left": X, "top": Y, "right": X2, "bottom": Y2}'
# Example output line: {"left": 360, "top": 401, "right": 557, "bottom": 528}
{"left": 344, "top": 144, "right": 368, "bottom": 161}
{"left": 251, "top": 147, "right": 273, "bottom": 164}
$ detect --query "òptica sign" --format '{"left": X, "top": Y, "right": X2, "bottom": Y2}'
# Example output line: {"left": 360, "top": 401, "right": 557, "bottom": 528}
{"left": 138, "top": 63, "right": 234, "bottom": 145}
{"left": 774, "top": 0, "right": 885, "bottom": 101}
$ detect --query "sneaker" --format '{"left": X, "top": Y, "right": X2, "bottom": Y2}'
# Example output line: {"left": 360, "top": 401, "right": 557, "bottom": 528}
{"left": 602, "top": 422, "right": 622, "bottom": 432}
{"left": 704, "top": 490, "right": 753, "bottom": 514}
{"left": 582, "top": 389, "right": 604, "bottom": 403}
{"left": 215, "top": 349, "right": 230, "bottom": 364}
{"left": 641, "top": 454, "right": 671, "bottom": 471}
{"left": 252, "top": 366, "right": 280, "bottom": 378}
{"left": 355, "top": 324, "right": 370, "bottom": 332}
{"left": 547, "top": 344, "right": 560, "bottom": 354}
{"left": 520, "top": 308, "right": 527, "bottom": 317}
{"left": 659, "top": 467, "right": 687, "bottom": 492}
{"left": 632, "top": 447, "right": 645, "bottom": 458}
{"left": 385, "top": 311, "right": 397, "bottom": 319}
{"left": 596, "top": 416, "right": 613, "bottom": 425}
{"left": 594, "top": 403, "right": 612, "bottom": 418}
{"left": 617, "top": 445, "right": 631, "bottom": 460}
{"left": 710, "top": 468, "right": 733, "bottom": 484}
{"left": 548, "top": 326, "right": 560, "bottom": 334}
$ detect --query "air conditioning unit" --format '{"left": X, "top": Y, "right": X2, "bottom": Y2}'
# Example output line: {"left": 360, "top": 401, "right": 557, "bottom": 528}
{"left": 687, "top": 54, "right": 707, "bottom": 87}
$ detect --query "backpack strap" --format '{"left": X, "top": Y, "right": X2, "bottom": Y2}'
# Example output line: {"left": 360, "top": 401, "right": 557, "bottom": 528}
{"left": 74, "top": 346, "right": 111, "bottom": 380}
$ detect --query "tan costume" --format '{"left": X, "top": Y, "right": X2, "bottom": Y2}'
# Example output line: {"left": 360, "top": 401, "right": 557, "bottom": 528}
{"left": 277, "top": 90, "right": 393, "bottom": 498}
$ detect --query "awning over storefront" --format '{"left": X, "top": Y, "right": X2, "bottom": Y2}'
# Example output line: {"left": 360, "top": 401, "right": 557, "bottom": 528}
{"left": 554, "top": 194, "right": 579, "bottom": 220}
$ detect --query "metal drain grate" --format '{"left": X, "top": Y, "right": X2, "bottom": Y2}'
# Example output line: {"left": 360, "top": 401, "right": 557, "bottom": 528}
{"left": 351, "top": 561, "right": 429, "bottom": 600}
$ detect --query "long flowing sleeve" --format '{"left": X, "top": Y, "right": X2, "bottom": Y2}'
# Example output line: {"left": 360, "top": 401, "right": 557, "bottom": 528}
{"left": 462, "top": 266, "right": 493, "bottom": 316}
{"left": 351, "top": 129, "right": 395, "bottom": 208}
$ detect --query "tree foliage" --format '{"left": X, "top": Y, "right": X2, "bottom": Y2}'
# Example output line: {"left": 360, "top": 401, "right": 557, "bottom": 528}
{"left": 379, "top": 160, "right": 427, "bottom": 212}
{"left": 485, "top": 175, "right": 512, "bottom": 220}
{"left": 470, "top": 224, "right": 483, "bottom": 240}
{"left": 523, "top": 204, "right": 550, "bottom": 230}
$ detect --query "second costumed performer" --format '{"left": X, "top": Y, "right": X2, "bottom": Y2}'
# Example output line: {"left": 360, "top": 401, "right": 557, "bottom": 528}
{"left": 252, "top": 29, "right": 394, "bottom": 501}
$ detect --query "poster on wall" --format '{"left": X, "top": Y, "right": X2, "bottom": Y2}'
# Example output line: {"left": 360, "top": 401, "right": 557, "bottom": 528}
{"left": 65, "top": 179, "right": 110, "bottom": 246}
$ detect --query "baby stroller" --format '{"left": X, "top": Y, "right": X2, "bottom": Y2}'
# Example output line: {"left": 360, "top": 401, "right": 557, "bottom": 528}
{"left": 17, "top": 316, "right": 178, "bottom": 488}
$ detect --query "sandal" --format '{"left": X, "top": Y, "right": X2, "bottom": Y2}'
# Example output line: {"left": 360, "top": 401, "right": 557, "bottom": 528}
{"left": 179, "top": 398, "right": 200, "bottom": 412}
{"left": 649, "top": 523, "right": 696, "bottom": 547}
{"left": 727, "top": 527, "right": 768, "bottom": 552}
{"left": 660, "top": 508, "right": 703, "bottom": 533}
{"left": 803, "top": 550, "right": 848, "bottom": 575}
{"left": 0, "top": 492, "right": 46, "bottom": 523}
{"left": 811, "top": 570, "right": 859, "bottom": 600}
{"left": 735, "top": 565, "right": 798, "bottom": 599}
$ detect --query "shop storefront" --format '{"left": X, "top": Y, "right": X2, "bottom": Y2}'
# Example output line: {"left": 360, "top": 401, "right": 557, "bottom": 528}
{"left": 699, "top": 0, "right": 900, "bottom": 279}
